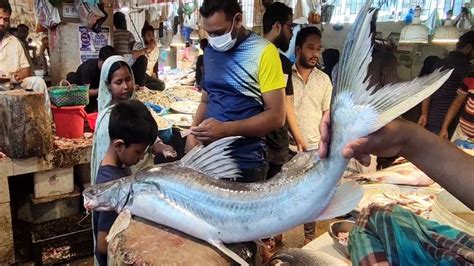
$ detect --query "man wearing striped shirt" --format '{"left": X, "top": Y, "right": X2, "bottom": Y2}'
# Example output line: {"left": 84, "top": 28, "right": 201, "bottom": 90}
{"left": 440, "top": 72, "right": 474, "bottom": 142}
{"left": 419, "top": 31, "right": 474, "bottom": 138}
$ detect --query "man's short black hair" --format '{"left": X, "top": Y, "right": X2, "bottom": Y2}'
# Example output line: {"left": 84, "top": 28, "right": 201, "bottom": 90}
{"left": 262, "top": 2, "right": 293, "bottom": 34}
{"left": 109, "top": 100, "right": 158, "bottom": 147}
{"left": 113, "top": 12, "right": 127, "bottom": 30}
{"left": 199, "top": 0, "right": 242, "bottom": 20}
{"left": 0, "top": 0, "right": 12, "bottom": 14}
{"left": 99, "top": 45, "right": 117, "bottom": 61}
{"left": 457, "top": 30, "right": 474, "bottom": 50}
{"left": 141, "top": 24, "right": 154, "bottom": 37}
{"left": 295, "top": 26, "right": 322, "bottom": 49}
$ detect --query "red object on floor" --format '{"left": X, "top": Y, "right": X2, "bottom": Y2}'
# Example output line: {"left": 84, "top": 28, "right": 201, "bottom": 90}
{"left": 87, "top": 112, "right": 98, "bottom": 132}
{"left": 51, "top": 105, "right": 87, "bottom": 138}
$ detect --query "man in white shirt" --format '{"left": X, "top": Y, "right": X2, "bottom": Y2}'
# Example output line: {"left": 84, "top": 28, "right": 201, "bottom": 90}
{"left": 0, "top": 0, "right": 50, "bottom": 115}
{"left": 0, "top": 2, "right": 30, "bottom": 81}
{"left": 292, "top": 26, "right": 333, "bottom": 245}
{"left": 131, "top": 24, "right": 165, "bottom": 91}
{"left": 292, "top": 26, "right": 332, "bottom": 152}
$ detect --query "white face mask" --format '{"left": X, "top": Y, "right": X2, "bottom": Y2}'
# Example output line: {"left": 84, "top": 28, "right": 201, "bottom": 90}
{"left": 208, "top": 16, "right": 239, "bottom": 52}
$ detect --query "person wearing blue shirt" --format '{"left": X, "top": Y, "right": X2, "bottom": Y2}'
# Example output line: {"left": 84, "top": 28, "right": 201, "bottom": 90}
{"left": 93, "top": 100, "right": 158, "bottom": 266}
{"left": 186, "top": 0, "right": 287, "bottom": 182}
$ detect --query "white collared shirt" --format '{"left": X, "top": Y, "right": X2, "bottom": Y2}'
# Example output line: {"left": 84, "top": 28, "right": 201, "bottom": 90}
{"left": 0, "top": 33, "right": 30, "bottom": 76}
{"left": 291, "top": 65, "right": 333, "bottom": 148}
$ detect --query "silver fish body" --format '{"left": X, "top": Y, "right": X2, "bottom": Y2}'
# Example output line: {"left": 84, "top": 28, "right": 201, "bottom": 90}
{"left": 87, "top": 148, "right": 350, "bottom": 244}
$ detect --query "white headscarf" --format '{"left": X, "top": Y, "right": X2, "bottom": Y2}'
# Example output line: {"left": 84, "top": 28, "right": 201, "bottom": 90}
{"left": 98, "top": 55, "right": 135, "bottom": 112}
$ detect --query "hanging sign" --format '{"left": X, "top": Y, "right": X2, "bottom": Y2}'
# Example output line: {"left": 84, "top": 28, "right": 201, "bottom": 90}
{"left": 78, "top": 26, "right": 111, "bottom": 63}
{"left": 62, "top": 3, "right": 79, "bottom": 18}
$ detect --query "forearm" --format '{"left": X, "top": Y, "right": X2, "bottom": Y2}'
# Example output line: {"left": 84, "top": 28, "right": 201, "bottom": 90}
{"left": 132, "top": 49, "right": 147, "bottom": 59}
{"left": 89, "top": 88, "right": 99, "bottom": 97}
{"left": 401, "top": 122, "right": 474, "bottom": 209}
{"left": 421, "top": 98, "right": 430, "bottom": 116}
{"left": 286, "top": 97, "right": 305, "bottom": 143}
{"left": 192, "top": 102, "right": 208, "bottom": 127}
{"left": 441, "top": 96, "right": 465, "bottom": 130}
{"left": 16, "top": 67, "right": 31, "bottom": 80}
{"left": 224, "top": 108, "right": 285, "bottom": 137}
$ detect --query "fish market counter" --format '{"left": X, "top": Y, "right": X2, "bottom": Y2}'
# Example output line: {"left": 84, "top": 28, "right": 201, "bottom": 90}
{"left": 0, "top": 138, "right": 92, "bottom": 264}
{"left": 107, "top": 216, "right": 258, "bottom": 265}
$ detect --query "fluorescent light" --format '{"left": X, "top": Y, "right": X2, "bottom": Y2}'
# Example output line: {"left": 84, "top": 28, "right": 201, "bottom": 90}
{"left": 119, "top": 5, "right": 129, "bottom": 13}
{"left": 171, "top": 27, "right": 186, "bottom": 47}
{"left": 432, "top": 19, "right": 460, "bottom": 44}
{"left": 190, "top": 29, "right": 200, "bottom": 40}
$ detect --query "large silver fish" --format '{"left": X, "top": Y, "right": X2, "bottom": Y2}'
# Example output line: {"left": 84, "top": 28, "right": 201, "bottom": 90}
{"left": 83, "top": 1, "right": 452, "bottom": 265}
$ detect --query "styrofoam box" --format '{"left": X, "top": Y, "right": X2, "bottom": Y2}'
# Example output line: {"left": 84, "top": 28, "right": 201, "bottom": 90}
{"left": 34, "top": 167, "right": 74, "bottom": 199}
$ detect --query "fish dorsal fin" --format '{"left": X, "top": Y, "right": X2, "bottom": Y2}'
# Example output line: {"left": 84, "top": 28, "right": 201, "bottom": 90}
{"left": 281, "top": 150, "right": 319, "bottom": 174}
{"left": 312, "top": 181, "right": 363, "bottom": 221}
{"left": 178, "top": 136, "right": 242, "bottom": 179}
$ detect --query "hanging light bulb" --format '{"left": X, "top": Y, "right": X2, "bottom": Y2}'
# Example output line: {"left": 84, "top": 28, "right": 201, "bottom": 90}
{"left": 399, "top": 6, "right": 429, "bottom": 44}
{"left": 171, "top": 26, "right": 186, "bottom": 47}
{"left": 190, "top": 27, "right": 200, "bottom": 40}
{"left": 432, "top": 12, "right": 460, "bottom": 44}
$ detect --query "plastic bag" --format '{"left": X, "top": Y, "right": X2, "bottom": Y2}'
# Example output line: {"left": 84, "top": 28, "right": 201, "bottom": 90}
{"left": 75, "top": 1, "right": 107, "bottom": 33}
{"left": 34, "top": 0, "right": 61, "bottom": 29}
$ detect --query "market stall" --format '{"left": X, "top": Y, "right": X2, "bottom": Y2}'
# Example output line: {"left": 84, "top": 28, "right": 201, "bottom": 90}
{"left": 1, "top": 0, "right": 473, "bottom": 265}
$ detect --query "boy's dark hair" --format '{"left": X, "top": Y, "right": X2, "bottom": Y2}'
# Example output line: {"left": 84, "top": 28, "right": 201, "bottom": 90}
{"left": 0, "top": 0, "right": 12, "bottom": 14}
{"left": 295, "top": 26, "right": 322, "bottom": 49}
{"left": 107, "top": 61, "right": 132, "bottom": 84}
{"left": 99, "top": 45, "right": 117, "bottom": 61}
{"left": 141, "top": 24, "right": 154, "bottom": 37}
{"left": 113, "top": 12, "right": 127, "bottom": 30}
{"left": 199, "top": 0, "right": 242, "bottom": 20}
{"left": 457, "top": 30, "right": 474, "bottom": 50}
{"left": 17, "top": 23, "right": 29, "bottom": 31}
{"left": 109, "top": 100, "right": 158, "bottom": 147}
{"left": 262, "top": 2, "right": 293, "bottom": 34}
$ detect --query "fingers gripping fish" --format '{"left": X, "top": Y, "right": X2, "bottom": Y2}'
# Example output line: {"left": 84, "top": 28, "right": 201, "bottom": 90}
{"left": 83, "top": 1, "right": 453, "bottom": 264}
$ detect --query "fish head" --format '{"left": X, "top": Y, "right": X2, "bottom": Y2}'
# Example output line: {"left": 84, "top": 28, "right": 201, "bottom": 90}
{"left": 83, "top": 176, "right": 133, "bottom": 212}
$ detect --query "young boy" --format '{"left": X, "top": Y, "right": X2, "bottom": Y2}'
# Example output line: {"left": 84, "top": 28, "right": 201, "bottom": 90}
{"left": 93, "top": 100, "right": 158, "bottom": 265}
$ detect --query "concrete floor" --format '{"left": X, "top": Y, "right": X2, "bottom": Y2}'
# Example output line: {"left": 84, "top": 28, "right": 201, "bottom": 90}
{"left": 68, "top": 219, "right": 336, "bottom": 266}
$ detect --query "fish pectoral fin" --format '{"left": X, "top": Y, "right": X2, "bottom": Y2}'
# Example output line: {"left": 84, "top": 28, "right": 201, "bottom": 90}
{"left": 314, "top": 181, "right": 363, "bottom": 221}
{"left": 210, "top": 239, "right": 250, "bottom": 266}
{"left": 106, "top": 209, "right": 132, "bottom": 243}
{"left": 179, "top": 136, "right": 242, "bottom": 179}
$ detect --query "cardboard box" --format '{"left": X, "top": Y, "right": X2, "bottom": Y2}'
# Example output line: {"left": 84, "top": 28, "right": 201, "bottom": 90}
{"left": 34, "top": 167, "right": 74, "bottom": 199}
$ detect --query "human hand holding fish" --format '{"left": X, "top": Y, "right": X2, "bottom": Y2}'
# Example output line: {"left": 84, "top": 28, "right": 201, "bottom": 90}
{"left": 191, "top": 118, "right": 228, "bottom": 143}
{"left": 320, "top": 114, "right": 407, "bottom": 166}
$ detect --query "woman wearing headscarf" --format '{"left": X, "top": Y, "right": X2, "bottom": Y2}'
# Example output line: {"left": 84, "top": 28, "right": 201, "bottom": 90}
{"left": 90, "top": 55, "right": 175, "bottom": 185}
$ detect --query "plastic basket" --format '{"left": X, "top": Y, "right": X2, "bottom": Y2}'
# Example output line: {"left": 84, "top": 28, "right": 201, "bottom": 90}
{"left": 49, "top": 80, "right": 89, "bottom": 107}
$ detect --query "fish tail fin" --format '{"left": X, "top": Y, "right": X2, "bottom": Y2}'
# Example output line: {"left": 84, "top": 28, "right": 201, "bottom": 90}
{"left": 333, "top": 0, "right": 453, "bottom": 139}
{"left": 334, "top": 69, "right": 453, "bottom": 139}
